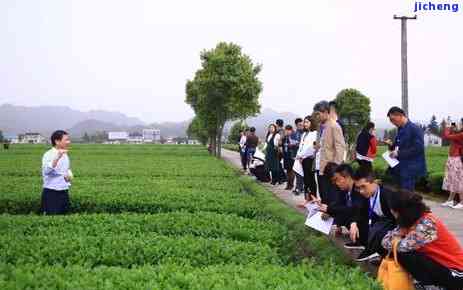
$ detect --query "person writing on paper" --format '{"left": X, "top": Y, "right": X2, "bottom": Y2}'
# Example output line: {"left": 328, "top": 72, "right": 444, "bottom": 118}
{"left": 295, "top": 115, "right": 318, "bottom": 202}
{"left": 41, "top": 130, "right": 73, "bottom": 215}
{"left": 385, "top": 107, "right": 427, "bottom": 191}
{"left": 312, "top": 163, "right": 369, "bottom": 250}
{"left": 381, "top": 191, "right": 463, "bottom": 290}
{"left": 353, "top": 168, "right": 396, "bottom": 262}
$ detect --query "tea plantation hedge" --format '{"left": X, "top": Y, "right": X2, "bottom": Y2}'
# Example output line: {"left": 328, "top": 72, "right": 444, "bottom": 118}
{"left": 0, "top": 144, "right": 380, "bottom": 289}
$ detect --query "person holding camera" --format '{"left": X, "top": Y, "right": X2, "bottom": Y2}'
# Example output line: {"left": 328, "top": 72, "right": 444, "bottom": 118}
{"left": 441, "top": 120, "right": 463, "bottom": 209}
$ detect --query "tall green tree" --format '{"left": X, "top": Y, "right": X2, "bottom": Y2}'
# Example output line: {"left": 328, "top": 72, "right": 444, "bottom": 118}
{"left": 186, "top": 116, "right": 209, "bottom": 145}
{"left": 0, "top": 130, "right": 4, "bottom": 143}
{"left": 427, "top": 115, "right": 439, "bottom": 135}
{"left": 82, "top": 132, "right": 90, "bottom": 143}
{"left": 228, "top": 121, "right": 248, "bottom": 144}
{"left": 186, "top": 42, "right": 262, "bottom": 157}
{"left": 335, "top": 88, "right": 371, "bottom": 148}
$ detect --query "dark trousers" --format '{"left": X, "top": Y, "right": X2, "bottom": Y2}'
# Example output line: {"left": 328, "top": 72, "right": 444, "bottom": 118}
{"left": 334, "top": 214, "right": 369, "bottom": 246}
{"left": 391, "top": 166, "right": 417, "bottom": 191}
{"left": 240, "top": 148, "right": 248, "bottom": 170}
{"left": 251, "top": 165, "right": 271, "bottom": 182}
{"left": 278, "top": 160, "right": 286, "bottom": 182}
{"left": 302, "top": 157, "right": 316, "bottom": 195}
{"left": 295, "top": 173, "right": 304, "bottom": 192}
{"left": 247, "top": 148, "right": 256, "bottom": 169}
{"left": 40, "top": 188, "right": 70, "bottom": 215}
{"left": 399, "top": 176, "right": 417, "bottom": 191}
{"left": 270, "top": 168, "right": 283, "bottom": 184}
{"left": 367, "top": 219, "right": 395, "bottom": 257}
{"left": 398, "top": 251, "right": 463, "bottom": 290}
{"left": 317, "top": 173, "right": 335, "bottom": 205}
{"left": 286, "top": 169, "right": 295, "bottom": 189}
{"left": 356, "top": 159, "right": 373, "bottom": 172}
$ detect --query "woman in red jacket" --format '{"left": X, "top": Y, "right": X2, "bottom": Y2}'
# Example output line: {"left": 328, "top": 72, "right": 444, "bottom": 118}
{"left": 355, "top": 122, "right": 377, "bottom": 172}
{"left": 382, "top": 191, "right": 463, "bottom": 289}
{"left": 441, "top": 120, "right": 463, "bottom": 210}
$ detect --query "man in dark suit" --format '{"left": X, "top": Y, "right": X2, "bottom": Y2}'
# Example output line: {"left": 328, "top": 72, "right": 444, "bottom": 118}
{"left": 353, "top": 168, "right": 397, "bottom": 262}
{"left": 315, "top": 163, "right": 369, "bottom": 250}
{"left": 385, "top": 106, "right": 427, "bottom": 191}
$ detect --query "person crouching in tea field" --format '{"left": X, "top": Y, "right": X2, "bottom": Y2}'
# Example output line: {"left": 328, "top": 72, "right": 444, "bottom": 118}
{"left": 41, "top": 130, "right": 73, "bottom": 215}
{"left": 382, "top": 191, "right": 463, "bottom": 289}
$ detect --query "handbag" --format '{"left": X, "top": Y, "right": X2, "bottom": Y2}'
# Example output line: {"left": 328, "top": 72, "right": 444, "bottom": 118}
{"left": 377, "top": 239, "right": 414, "bottom": 290}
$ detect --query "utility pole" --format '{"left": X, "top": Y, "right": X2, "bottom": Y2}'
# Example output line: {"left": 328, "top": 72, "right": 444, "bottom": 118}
{"left": 393, "top": 15, "right": 416, "bottom": 117}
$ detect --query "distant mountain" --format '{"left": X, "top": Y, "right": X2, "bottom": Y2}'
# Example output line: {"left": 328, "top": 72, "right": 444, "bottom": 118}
{"left": 1, "top": 103, "right": 395, "bottom": 140}
{"left": 67, "top": 119, "right": 191, "bottom": 139}
{"left": 67, "top": 119, "right": 125, "bottom": 137}
{"left": 0, "top": 104, "right": 145, "bottom": 136}
{"left": 148, "top": 121, "right": 190, "bottom": 138}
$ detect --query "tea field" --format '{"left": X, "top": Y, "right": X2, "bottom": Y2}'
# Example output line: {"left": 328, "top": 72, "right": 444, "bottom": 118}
{"left": 373, "top": 146, "right": 448, "bottom": 193}
{"left": 0, "top": 144, "right": 379, "bottom": 289}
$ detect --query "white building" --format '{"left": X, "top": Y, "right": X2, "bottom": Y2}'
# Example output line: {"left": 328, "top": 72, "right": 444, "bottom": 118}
{"left": 188, "top": 139, "right": 200, "bottom": 145}
{"left": 3, "top": 133, "right": 19, "bottom": 144}
{"left": 142, "top": 129, "right": 161, "bottom": 143}
{"left": 128, "top": 132, "right": 143, "bottom": 144}
{"left": 108, "top": 131, "right": 129, "bottom": 141}
{"left": 165, "top": 137, "right": 175, "bottom": 144}
{"left": 20, "top": 133, "right": 46, "bottom": 144}
{"left": 424, "top": 132, "right": 442, "bottom": 147}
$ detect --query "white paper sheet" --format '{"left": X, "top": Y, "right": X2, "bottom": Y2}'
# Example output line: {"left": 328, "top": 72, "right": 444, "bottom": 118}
{"left": 382, "top": 151, "right": 399, "bottom": 168}
{"left": 304, "top": 202, "right": 319, "bottom": 218}
{"left": 292, "top": 160, "right": 304, "bottom": 176}
{"left": 305, "top": 212, "right": 334, "bottom": 235}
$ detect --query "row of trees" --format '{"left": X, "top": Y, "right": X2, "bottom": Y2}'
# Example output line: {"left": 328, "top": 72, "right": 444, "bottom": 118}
{"left": 227, "top": 88, "right": 371, "bottom": 148}
{"left": 185, "top": 43, "right": 375, "bottom": 158}
{"left": 383, "top": 115, "right": 457, "bottom": 147}
{"left": 421, "top": 115, "right": 455, "bottom": 146}
{"left": 185, "top": 42, "right": 263, "bottom": 157}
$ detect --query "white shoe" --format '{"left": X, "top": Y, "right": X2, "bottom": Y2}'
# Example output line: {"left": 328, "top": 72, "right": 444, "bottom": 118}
{"left": 441, "top": 200, "right": 454, "bottom": 207}
{"left": 451, "top": 203, "right": 463, "bottom": 210}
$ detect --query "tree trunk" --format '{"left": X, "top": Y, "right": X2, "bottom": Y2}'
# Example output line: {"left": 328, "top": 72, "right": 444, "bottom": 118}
{"left": 209, "top": 134, "right": 216, "bottom": 156}
{"left": 217, "top": 127, "right": 223, "bottom": 158}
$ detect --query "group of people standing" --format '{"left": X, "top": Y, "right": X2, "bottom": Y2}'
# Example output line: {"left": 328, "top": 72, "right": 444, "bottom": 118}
{"left": 236, "top": 102, "right": 463, "bottom": 290}
{"left": 258, "top": 101, "right": 348, "bottom": 205}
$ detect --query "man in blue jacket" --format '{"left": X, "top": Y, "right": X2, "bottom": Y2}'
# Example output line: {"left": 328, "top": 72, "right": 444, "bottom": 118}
{"left": 385, "top": 107, "right": 427, "bottom": 191}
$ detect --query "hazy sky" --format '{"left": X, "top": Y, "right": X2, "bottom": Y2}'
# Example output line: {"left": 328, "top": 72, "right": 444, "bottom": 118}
{"left": 1, "top": 0, "right": 462, "bottom": 123}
